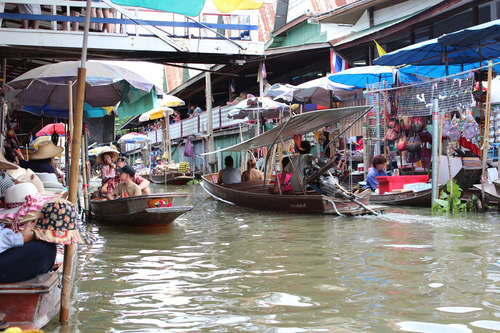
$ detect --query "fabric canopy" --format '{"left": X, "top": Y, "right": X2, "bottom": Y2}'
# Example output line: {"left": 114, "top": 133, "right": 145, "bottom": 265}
{"left": 327, "top": 66, "right": 419, "bottom": 88}
{"left": 213, "top": 0, "right": 263, "bottom": 13}
{"left": 375, "top": 20, "right": 500, "bottom": 66}
{"left": 201, "top": 106, "right": 371, "bottom": 154}
{"left": 109, "top": 0, "right": 205, "bottom": 16}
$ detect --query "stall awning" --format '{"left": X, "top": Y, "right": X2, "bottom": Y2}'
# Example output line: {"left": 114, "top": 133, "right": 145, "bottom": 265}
{"left": 200, "top": 105, "right": 371, "bottom": 154}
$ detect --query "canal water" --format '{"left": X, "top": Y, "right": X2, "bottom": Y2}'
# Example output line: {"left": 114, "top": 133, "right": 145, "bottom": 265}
{"left": 46, "top": 184, "right": 500, "bottom": 332}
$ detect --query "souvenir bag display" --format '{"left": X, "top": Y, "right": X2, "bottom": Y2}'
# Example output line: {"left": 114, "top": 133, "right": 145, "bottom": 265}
{"left": 461, "top": 111, "right": 480, "bottom": 146}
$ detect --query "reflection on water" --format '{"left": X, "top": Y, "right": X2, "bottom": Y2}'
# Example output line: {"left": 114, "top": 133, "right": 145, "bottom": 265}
{"left": 45, "top": 184, "right": 500, "bottom": 332}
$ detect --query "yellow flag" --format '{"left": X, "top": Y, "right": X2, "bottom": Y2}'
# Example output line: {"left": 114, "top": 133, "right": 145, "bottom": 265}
{"left": 213, "top": 0, "right": 263, "bottom": 13}
{"left": 373, "top": 40, "right": 387, "bottom": 57}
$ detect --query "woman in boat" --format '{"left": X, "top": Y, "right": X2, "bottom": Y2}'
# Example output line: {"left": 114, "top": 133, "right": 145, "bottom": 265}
{"left": 242, "top": 159, "right": 264, "bottom": 182}
{"left": 0, "top": 223, "right": 56, "bottom": 283}
{"left": 116, "top": 157, "right": 150, "bottom": 195}
{"left": 283, "top": 140, "right": 314, "bottom": 193}
{"left": 97, "top": 147, "right": 120, "bottom": 195}
{"left": 19, "top": 140, "right": 63, "bottom": 175}
{"left": 365, "top": 154, "right": 387, "bottom": 191}
{"left": 217, "top": 156, "right": 241, "bottom": 185}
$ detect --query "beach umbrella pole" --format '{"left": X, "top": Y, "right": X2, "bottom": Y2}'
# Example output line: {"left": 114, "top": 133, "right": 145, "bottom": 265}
{"left": 431, "top": 99, "right": 440, "bottom": 206}
{"left": 60, "top": 0, "right": 92, "bottom": 324}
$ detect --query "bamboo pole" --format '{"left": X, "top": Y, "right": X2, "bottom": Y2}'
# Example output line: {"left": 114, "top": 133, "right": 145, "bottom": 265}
{"left": 60, "top": 0, "right": 91, "bottom": 324}
{"left": 80, "top": 134, "right": 89, "bottom": 218}
{"left": 68, "top": 81, "right": 73, "bottom": 141}
{"left": 481, "top": 61, "right": 493, "bottom": 204}
{"left": 436, "top": 112, "right": 444, "bottom": 199}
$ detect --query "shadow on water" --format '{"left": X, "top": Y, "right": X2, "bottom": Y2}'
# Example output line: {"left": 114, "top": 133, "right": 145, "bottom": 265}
{"left": 43, "top": 183, "right": 500, "bottom": 332}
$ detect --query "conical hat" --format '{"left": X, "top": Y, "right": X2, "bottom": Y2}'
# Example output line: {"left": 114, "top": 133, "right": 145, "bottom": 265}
{"left": 26, "top": 141, "right": 64, "bottom": 160}
{"left": 96, "top": 146, "right": 120, "bottom": 165}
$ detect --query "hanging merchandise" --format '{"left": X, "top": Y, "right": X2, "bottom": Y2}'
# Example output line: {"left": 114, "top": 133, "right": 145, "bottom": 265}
{"left": 410, "top": 117, "right": 424, "bottom": 132}
{"left": 442, "top": 116, "right": 460, "bottom": 142}
{"left": 397, "top": 135, "right": 407, "bottom": 152}
{"left": 407, "top": 134, "right": 422, "bottom": 153}
{"left": 385, "top": 128, "right": 398, "bottom": 142}
{"left": 461, "top": 112, "right": 480, "bottom": 146}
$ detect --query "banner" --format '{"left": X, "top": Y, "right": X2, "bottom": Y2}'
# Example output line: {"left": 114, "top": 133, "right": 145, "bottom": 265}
{"left": 109, "top": 0, "right": 205, "bottom": 17}
{"left": 213, "top": 0, "right": 263, "bottom": 13}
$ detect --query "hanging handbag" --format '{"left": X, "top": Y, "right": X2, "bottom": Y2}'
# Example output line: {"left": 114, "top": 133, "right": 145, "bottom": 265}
{"left": 385, "top": 128, "right": 398, "bottom": 142}
{"left": 397, "top": 135, "right": 407, "bottom": 152}
{"left": 406, "top": 134, "right": 422, "bottom": 152}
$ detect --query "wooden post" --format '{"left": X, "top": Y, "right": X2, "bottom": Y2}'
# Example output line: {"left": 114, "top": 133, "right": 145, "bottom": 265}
{"left": 266, "top": 144, "right": 277, "bottom": 181}
{"left": 2, "top": 59, "right": 6, "bottom": 88}
{"left": 60, "top": 0, "right": 92, "bottom": 323}
{"left": 68, "top": 81, "right": 74, "bottom": 141}
{"left": 481, "top": 61, "right": 493, "bottom": 204}
{"left": 436, "top": 112, "right": 444, "bottom": 198}
{"left": 80, "top": 133, "right": 89, "bottom": 218}
{"left": 205, "top": 72, "right": 214, "bottom": 172}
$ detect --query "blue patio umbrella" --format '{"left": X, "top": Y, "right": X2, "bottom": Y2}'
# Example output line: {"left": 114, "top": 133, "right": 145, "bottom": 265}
{"left": 327, "top": 65, "right": 419, "bottom": 89}
{"left": 375, "top": 19, "right": 500, "bottom": 66}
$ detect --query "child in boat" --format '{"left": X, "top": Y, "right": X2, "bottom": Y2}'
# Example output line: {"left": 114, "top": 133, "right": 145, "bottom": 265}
{"left": 116, "top": 158, "right": 150, "bottom": 195}
{"left": 365, "top": 155, "right": 387, "bottom": 191}
{"left": 107, "top": 166, "right": 142, "bottom": 200}
{"left": 217, "top": 156, "right": 241, "bottom": 185}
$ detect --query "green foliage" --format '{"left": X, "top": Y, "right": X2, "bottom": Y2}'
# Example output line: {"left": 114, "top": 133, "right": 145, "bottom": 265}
{"left": 432, "top": 180, "right": 470, "bottom": 214}
{"left": 187, "top": 179, "right": 202, "bottom": 185}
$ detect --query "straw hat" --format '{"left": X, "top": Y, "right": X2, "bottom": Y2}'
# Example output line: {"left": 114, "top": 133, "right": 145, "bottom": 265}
{"left": 33, "top": 199, "right": 95, "bottom": 245}
{"left": 7, "top": 167, "right": 45, "bottom": 193}
{"left": 96, "top": 146, "right": 119, "bottom": 165}
{"left": 0, "top": 152, "right": 19, "bottom": 170}
{"left": 26, "top": 141, "right": 64, "bottom": 160}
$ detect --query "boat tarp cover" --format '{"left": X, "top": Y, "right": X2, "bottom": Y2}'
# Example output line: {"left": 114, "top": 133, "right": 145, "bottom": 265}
{"left": 199, "top": 105, "right": 371, "bottom": 154}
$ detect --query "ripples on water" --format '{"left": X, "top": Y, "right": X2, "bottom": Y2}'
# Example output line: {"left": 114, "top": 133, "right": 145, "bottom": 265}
{"left": 45, "top": 184, "right": 500, "bottom": 332}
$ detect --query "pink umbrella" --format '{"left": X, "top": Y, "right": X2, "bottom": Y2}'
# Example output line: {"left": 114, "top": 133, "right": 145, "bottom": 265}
{"left": 36, "top": 123, "right": 66, "bottom": 137}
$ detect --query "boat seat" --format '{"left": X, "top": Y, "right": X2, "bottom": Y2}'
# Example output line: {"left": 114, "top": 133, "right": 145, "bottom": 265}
{"left": 0, "top": 271, "right": 58, "bottom": 291}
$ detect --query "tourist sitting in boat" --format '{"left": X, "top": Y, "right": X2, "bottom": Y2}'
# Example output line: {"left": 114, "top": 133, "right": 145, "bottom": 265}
{"left": 116, "top": 157, "right": 150, "bottom": 195}
{"left": 107, "top": 165, "right": 142, "bottom": 200}
{"left": 283, "top": 140, "right": 314, "bottom": 193}
{"left": 0, "top": 223, "right": 56, "bottom": 283}
{"left": 217, "top": 156, "right": 241, "bottom": 185}
{"left": 365, "top": 154, "right": 387, "bottom": 192}
{"left": 242, "top": 159, "right": 264, "bottom": 182}
{"left": 19, "top": 140, "right": 63, "bottom": 175}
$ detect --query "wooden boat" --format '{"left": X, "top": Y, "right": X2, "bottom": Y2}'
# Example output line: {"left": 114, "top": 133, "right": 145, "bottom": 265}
{"left": 370, "top": 188, "right": 432, "bottom": 207}
{"left": 90, "top": 193, "right": 192, "bottom": 225}
{"left": 148, "top": 173, "right": 194, "bottom": 185}
{"left": 0, "top": 268, "right": 61, "bottom": 330}
{"left": 201, "top": 174, "right": 374, "bottom": 216}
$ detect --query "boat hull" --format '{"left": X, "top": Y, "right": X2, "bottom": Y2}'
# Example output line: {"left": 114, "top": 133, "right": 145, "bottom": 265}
{"left": 201, "top": 174, "right": 371, "bottom": 216}
{"left": 90, "top": 193, "right": 192, "bottom": 226}
{"left": 0, "top": 271, "right": 60, "bottom": 330}
{"left": 370, "top": 188, "right": 432, "bottom": 207}
{"left": 148, "top": 174, "right": 194, "bottom": 185}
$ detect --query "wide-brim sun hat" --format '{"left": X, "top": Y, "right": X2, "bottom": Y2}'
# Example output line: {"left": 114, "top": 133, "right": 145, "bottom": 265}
{"left": 33, "top": 199, "right": 95, "bottom": 245}
{"left": 0, "top": 152, "right": 19, "bottom": 170}
{"left": 0, "top": 182, "right": 57, "bottom": 224}
{"left": 96, "top": 146, "right": 119, "bottom": 165}
{"left": 26, "top": 141, "right": 64, "bottom": 160}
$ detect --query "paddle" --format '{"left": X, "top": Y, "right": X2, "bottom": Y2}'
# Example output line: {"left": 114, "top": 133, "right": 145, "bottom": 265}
{"left": 327, "top": 171, "right": 379, "bottom": 216}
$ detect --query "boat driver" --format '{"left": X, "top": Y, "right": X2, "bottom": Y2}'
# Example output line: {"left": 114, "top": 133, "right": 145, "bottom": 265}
{"left": 107, "top": 166, "right": 142, "bottom": 200}
{"left": 365, "top": 154, "right": 387, "bottom": 191}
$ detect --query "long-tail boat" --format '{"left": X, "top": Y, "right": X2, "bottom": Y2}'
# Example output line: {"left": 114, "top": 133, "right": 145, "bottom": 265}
{"left": 200, "top": 106, "right": 380, "bottom": 216}
{"left": 148, "top": 172, "right": 194, "bottom": 185}
{"left": 90, "top": 193, "right": 192, "bottom": 225}
{"left": 370, "top": 188, "right": 432, "bottom": 207}
{"left": 0, "top": 270, "right": 61, "bottom": 330}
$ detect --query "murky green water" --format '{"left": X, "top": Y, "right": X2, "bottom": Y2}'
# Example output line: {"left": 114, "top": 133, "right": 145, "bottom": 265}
{"left": 45, "top": 184, "right": 500, "bottom": 332}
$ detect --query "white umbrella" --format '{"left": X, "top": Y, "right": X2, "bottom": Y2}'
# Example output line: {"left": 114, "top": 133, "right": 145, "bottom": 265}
{"left": 139, "top": 107, "right": 174, "bottom": 123}
{"left": 118, "top": 132, "right": 151, "bottom": 144}
{"left": 161, "top": 94, "right": 185, "bottom": 107}
{"left": 265, "top": 83, "right": 295, "bottom": 102}
{"left": 227, "top": 97, "right": 290, "bottom": 120}
{"left": 294, "top": 77, "right": 355, "bottom": 105}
